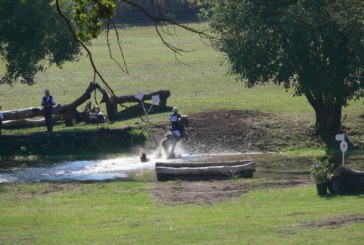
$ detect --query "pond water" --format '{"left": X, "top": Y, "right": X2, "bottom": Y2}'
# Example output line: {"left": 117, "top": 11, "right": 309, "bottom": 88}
{"left": 0, "top": 152, "right": 309, "bottom": 183}
{"left": 0, "top": 155, "right": 157, "bottom": 183}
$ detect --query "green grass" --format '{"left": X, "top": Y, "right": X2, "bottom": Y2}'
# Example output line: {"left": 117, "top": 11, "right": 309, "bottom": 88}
{"left": 280, "top": 147, "right": 326, "bottom": 157}
{"left": 0, "top": 23, "right": 363, "bottom": 245}
{"left": 1, "top": 23, "right": 362, "bottom": 135}
{"left": 0, "top": 182, "right": 363, "bottom": 244}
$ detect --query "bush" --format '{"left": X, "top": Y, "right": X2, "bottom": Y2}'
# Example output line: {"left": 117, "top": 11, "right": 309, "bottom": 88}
{"left": 129, "top": 128, "right": 148, "bottom": 142}
{"left": 310, "top": 159, "right": 334, "bottom": 184}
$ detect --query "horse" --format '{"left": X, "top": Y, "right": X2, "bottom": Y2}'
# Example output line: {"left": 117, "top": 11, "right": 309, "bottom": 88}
{"left": 159, "top": 115, "right": 189, "bottom": 158}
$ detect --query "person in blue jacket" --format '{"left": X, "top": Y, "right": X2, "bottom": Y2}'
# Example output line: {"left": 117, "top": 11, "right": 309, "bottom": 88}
{"left": 169, "top": 107, "right": 182, "bottom": 139}
{"left": 41, "top": 89, "right": 56, "bottom": 132}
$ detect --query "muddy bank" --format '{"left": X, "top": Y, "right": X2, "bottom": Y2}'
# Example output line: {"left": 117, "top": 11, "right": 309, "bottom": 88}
{"left": 0, "top": 127, "right": 145, "bottom": 157}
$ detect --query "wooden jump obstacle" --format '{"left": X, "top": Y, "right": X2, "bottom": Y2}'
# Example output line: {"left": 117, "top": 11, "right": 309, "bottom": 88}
{"left": 328, "top": 167, "right": 364, "bottom": 194}
{"left": 155, "top": 160, "right": 255, "bottom": 181}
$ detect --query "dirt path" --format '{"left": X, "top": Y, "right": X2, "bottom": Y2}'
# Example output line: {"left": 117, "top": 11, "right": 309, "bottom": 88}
{"left": 150, "top": 110, "right": 323, "bottom": 154}
{"left": 146, "top": 110, "right": 364, "bottom": 205}
{"left": 148, "top": 176, "right": 311, "bottom": 206}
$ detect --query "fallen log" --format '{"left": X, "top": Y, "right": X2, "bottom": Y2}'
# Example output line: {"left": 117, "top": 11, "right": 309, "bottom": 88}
{"left": 155, "top": 160, "right": 255, "bottom": 181}
{"left": 1, "top": 84, "right": 170, "bottom": 127}
{"left": 112, "top": 90, "right": 170, "bottom": 106}
{"left": 1, "top": 83, "right": 102, "bottom": 121}
{"left": 1, "top": 83, "right": 110, "bottom": 128}
{"left": 3, "top": 115, "right": 63, "bottom": 128}
{"left": 328, "top": 167, "right": 364, "bottom": 194}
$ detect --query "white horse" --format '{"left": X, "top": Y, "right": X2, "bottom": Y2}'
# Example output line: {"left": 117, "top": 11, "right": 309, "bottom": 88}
{"left": 159, "top": 115, "right": 189, "bottom": 158}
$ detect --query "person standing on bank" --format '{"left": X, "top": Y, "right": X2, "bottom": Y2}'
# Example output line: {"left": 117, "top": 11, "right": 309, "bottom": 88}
{"left": 0, "top": 106, "right": 4, "bottom": 135}
{"left": 41, "top": 89, "right": 56, "bottom": 132}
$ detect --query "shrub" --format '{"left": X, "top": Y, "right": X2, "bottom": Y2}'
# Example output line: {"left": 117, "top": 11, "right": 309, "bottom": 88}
{"left": 129, "top": 128, "right": 148, "bottom": 142}
{"left": 310, "top": 159, "right": 334, "bottom": 184}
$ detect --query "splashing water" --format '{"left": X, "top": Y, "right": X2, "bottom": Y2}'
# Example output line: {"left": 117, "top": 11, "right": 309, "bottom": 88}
{"left": 0, "top": 143, "right": 251, "bottom": 183}
{"left": 0, "top": 154, "right": 159, "bottom": 183}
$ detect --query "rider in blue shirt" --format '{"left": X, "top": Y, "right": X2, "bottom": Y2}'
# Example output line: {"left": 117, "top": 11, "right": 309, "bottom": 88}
{"left": 169, "top": 107, "right": 182, "bottom": 139}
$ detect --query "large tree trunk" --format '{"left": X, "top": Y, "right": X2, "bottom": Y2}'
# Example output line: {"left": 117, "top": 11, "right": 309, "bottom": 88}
{"left": 2, "top": 82, "right": 109, "bottom": 128}
{"left": 304, "top": 91, "right": 344, "bottom": 166}
{"left": 2, "top": 84, "right": 170, "bottom": 128}
{"left": 1, "top": 82, "right": 103, "bottom": 121}
{"left": 304, "top": 91, "right": 342, "bottom": 144}
{"left": 314, "top": 103, "right": 342, "bottom": 144}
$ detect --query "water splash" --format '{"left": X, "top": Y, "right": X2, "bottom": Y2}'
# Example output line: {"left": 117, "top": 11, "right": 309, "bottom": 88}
{"left": 0, "top": 155, "right": 157, "bottom": 183}
{"left": 0, "top": 149, "right": 260, "bottom": 183}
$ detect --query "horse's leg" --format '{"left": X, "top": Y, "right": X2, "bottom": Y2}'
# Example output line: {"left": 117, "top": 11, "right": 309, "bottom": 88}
{"left": 160, "top": 138, "right": 169, "bottom": 156}
{"left": 169, "top": 138, "right": 182, "bottom": 159}
{"left": 171, "top": 141, "right": 177, "bottom": 154}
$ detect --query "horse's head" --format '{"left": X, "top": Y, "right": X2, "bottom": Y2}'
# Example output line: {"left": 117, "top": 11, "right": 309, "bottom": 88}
{"left": 181, "top": 115, "right": 189, "bottom": 129}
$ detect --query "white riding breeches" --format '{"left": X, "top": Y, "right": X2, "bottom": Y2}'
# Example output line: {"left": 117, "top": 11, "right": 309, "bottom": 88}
{"left": 172, "top": 130, "right": 181, "bottom": 138}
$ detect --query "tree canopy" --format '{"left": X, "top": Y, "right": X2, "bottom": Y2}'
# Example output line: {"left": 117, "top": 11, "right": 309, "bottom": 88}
{"left": 0, "top": 0, "right": 202, "bottom": 87}
{"left": 0, "top": 0, "right": 80, "bottom": 85}
{"left": 202, "top": 0, "right": 364, "bottom": 144}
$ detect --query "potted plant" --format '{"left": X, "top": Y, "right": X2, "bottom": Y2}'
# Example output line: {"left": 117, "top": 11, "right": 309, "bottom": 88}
{"left": 310, "top": 159, "right": 333, "bottom": 195}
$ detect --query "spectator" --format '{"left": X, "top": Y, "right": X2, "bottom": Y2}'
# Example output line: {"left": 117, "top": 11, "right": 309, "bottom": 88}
{"left": 41, "top": 89, "right": 56, "bottom": 132}
{"left": 0, "top": 106, "right": 3, "bottom": 135}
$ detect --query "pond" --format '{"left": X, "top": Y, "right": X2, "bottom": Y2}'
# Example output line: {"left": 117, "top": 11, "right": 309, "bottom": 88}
{"left": 0, "top": 152, "right": 312, "bottom": 183}
{"left": 0, "top": 154, "right": 158, "bottom": 183}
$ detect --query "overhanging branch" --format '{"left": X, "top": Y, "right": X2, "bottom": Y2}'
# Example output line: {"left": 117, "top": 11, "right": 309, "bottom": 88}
{"left": 55, "top": 0, "right": 116, "bottom": 97}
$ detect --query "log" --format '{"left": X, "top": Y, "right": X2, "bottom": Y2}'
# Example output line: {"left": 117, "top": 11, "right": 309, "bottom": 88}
{"left": 155, "top": 160, "right": 255, "bottom": 181}
{"left": 3, "top": 115, "right": 63, "bottom": 128}
{"left": 113, "top": 90, "right": 170, "bottom": 106}
{"left": 115, "top": 103, "right": 170, "bottom": 120}
{"left": 1, "top": 83, "right": 101, "bottom": 121}
{"left": 1, "top": 82, "right": 111, "bottom": 128}
{"left": 1, "top": 84, "right": 170, "bottom": 127}
{"left": 156, "top": 160, "right": 254, "bottom": 168}
{"left": 1, "top": 107, "right": 43, "bottom": 120}
{"left": 328, "top": 167, "right": 364, "bottom": 194}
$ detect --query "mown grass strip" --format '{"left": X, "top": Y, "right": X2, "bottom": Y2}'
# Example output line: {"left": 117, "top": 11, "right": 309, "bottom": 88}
{"left": 0, "top": 182, "right": 363, "bottom": 244}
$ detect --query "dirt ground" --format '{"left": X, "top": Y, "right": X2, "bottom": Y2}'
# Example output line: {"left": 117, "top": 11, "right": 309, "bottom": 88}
{"left": 147, "top": 110, "right": 364, "bottom": 206}
{"left": 150, "top": 110, "right": 324, "bottom": 154}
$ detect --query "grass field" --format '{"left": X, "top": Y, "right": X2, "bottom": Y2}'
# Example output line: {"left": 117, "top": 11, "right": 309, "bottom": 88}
{"left": 1, "top": 23, "right": 362, "bottom": 134}
{"left": 0, "top": 23, "right": 363, "bottom": 244}
{"left": 0, "top": 182, "right": 363, "bottom": 245}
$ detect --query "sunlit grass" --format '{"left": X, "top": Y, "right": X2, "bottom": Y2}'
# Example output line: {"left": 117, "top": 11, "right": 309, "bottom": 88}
{"left": 280, "top": 147, "right": 326, "bottom": 157}
{"left": 0, "top": 182, "right": 363, "bottom": 244}
{"left": 0, "top": 23, "right": 362, "bottom": 148}
{"left": 1, "top": 23, "right": 362, "bottom": 115}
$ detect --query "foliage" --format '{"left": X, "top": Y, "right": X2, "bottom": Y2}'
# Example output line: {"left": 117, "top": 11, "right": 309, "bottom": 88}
{"left": 0, "top": 0, "right": 80, "bottom": 85}
{"left": 72, "top": 0, "right": 117, "bottom": 41}
{"left": 129, "top": 128, "right": 148, "bottom": 142}
{"left": 0, "top": 0, "right": 203, "bottom": 88}
{"left": 310, "top": 158, "right": 334, "bottom": 184}
{"left": 1, "top": 24, "right": 362, "bottom": 145}
{"left": 201, "top": 0, "right": 364, "bottom": 143}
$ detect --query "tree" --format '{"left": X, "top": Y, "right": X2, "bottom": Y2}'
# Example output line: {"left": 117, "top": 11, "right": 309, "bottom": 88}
{"left": 0, "top": 0, "right": 206, "bottom": 91}
{"left": 201, "top": 0, "right": 364, "bottom": 146}
{"left": 0, "top": 0, "right": 80, "bottom": 85}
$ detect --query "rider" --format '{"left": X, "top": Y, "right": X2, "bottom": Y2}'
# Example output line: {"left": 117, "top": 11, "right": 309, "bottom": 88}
{"left": 169, "top": 107, "right": 182, "bottom": 139}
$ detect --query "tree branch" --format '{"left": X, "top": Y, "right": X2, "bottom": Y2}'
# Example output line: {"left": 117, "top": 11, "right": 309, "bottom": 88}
{"left": 55, "top": 0, "right": 116, "bottom": 97}
{"left": 122, "top": 0, "right": 213, "bottom": 56}
{"left": 106, "top": 19, "right": 129, "bottom": 74}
